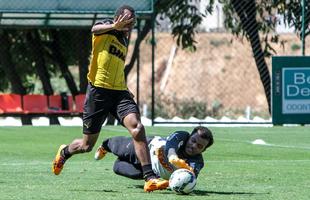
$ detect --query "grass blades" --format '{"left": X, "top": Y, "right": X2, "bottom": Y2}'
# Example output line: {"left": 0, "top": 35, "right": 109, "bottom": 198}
{"left": 0, "top": 126, "right": 309, "bottom": 200}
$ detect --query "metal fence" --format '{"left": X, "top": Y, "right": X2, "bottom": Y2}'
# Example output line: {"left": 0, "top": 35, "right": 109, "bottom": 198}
{"left": 0, "top": 0, "right": 309, "bottom": 125}
{"left": 127, "top": 0, "right": 310, "bottom": 124}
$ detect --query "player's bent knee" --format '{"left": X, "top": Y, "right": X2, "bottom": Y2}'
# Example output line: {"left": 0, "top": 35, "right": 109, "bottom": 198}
{"left": 113, "top": 163, "right": 143, "bottom": 180}
{"left": 130, "top": 123, "right": 145, "bottom": 141}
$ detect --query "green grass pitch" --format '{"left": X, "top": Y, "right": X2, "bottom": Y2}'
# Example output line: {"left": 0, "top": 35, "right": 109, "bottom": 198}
{"left": 0, "top": 126, "right": 309, "bottom": 200}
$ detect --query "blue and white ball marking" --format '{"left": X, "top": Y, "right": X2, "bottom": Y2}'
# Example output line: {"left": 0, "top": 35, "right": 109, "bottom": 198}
{"left": 169, "top": 169, "right": 197, "bottom": 194}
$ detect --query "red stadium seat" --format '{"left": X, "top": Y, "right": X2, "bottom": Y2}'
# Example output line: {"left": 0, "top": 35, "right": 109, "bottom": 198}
{"left": 74, "top": 94, "right": 85, "bottom": 113}
{"left": 23, "top": 94, "right": 48, "bottom": 114}
{"left": 0, "top": 94, "right": 23, "bottom": 113}
{"left": 48, "top": 95, "right": 73, "bottom": 113}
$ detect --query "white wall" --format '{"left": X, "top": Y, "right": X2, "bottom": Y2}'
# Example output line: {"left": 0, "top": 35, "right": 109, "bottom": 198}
{"left": 198, "top": 0, "right": 224, "bottom": 32}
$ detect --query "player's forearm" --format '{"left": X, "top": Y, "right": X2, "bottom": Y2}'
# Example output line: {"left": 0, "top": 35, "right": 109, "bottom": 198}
{"left": 167, "top": 148, "right": 177, "bottom": 160}
{"left": 91, "top": 23, "right": 115, "bottom": 34}
{"left": 168, "top": 149, "right": 194, "bottom": 172}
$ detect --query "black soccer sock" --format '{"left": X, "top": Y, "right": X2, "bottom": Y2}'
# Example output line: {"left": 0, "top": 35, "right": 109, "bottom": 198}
{"left": 61, "top": 146, "right": 72, "bottom": 159}
{"left": 101, "top": 139, "right": 111, "bottom": 152}
{"left": 142, "top": 164, "right": 156, "bottom": 181}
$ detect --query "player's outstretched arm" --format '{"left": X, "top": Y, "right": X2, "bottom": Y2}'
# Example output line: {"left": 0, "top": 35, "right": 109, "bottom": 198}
{"left": 168, "top": 149, "right": 194, "bottom": 172}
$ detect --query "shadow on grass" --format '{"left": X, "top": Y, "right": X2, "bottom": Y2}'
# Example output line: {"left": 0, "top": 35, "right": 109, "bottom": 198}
{"left": 131, "top": 185, "right": 268, "bottom": 196}
{"left": 132, "top": 185, "right": 144, "bottom": 189}
{"left": 131, "top": 185, "right": 174, "bottom": 194}
{"left": 192, "top": 189, "right": 269, "bottom": 196}
{"left": 69, "top": 189, "right": 118, "bottom": 193}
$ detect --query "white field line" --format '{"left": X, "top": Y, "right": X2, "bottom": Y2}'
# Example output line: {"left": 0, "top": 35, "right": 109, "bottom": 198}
{"left": 217, "top": 138, "right": 310, "bottom": 150}
{"left": 260, "top": 143, "right": 310, "bottom": 150}
{"left": 208, "top": 159, "right": 310, "bottom": 163}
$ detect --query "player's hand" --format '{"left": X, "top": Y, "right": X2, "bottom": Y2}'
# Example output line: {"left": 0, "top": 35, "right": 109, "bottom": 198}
{"left": 169, "top": 155, "right": 194, "bottom": 172}
{"left": 113, "top": 14, "right": 134, "bottom": 31}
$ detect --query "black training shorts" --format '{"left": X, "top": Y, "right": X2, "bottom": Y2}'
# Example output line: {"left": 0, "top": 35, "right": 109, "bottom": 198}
{"left": 82, "top": 83, "right": 140, "bottom": 134}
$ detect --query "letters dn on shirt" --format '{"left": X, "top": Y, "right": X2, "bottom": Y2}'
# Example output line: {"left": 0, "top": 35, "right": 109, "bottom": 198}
{"left": 109, "top": 40, "right": 126, "bottom": 61}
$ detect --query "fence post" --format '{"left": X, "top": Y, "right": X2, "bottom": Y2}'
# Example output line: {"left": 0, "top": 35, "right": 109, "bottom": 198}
{"left": 301, "top": 0, "right": 305, "bottom": 55}
{"left": 151, "top": 14, "right": 155, "bottom": 126}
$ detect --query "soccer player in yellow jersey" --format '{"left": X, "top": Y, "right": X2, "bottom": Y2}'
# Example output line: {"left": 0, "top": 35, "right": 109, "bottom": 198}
{"left": 52, "top": 5, "right": 169, "bottom": 192}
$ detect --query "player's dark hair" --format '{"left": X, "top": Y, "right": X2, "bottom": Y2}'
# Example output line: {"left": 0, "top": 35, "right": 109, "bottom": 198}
{"left": 115, "top": 5, "right": 135, "bottom": 18}
{"left": 190, "top": 126, "right": 214, "bottom": 151}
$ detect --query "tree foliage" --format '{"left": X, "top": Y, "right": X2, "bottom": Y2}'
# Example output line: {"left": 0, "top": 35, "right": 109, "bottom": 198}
{"left": 0, "top": 0, "right": 308, "bottom": 110}
{"left": 125, "top": 0, "right": 209, "bottom": 75}
{"left": 219, "top": 0, "right": 310, "bottom": 55}
{"left": 155, "top": 0, "right": 206, "bottom": 50}
{"left": 0, "top": 29, "right": 88, "bottom": 95}
{"left": 210, "top": 0, "right": 309, "bottom": 114}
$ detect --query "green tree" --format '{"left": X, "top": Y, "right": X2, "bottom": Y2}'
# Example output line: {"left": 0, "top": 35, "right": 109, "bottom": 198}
{"left": 274, "top": 0, "right": 310, "bottom": 36}
{"left": 214, "top": 0, "right": 310, "bottom": 114}
{"left": 26, "top": 30, "right": 54, "bottom": 95}
{"left": 0, "top": 30, "right": 27, "bottom": 94}
{"left": 219, "top": 0, "right": 274, "bottom": 114}
{"left": 125, "top": 0, "right": 206, "bottom": 76}
{"left": 2, "top": 0, "right": 307, "bottom": 103}
{"left": 0, "top": 0, "right": 206, "bottom": 95}
{"left": 46, "top": 30, "right": 80, "bottom": 96}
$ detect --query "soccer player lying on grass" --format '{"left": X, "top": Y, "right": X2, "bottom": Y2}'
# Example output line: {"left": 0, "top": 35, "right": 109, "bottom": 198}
{"left": 94, "top": 126, "right": 214, "bottom": 180}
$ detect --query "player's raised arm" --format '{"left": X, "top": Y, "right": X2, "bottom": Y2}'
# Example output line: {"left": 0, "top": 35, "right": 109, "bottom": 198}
{"left": 91, "top": 14, "right": 134, "bottom": 35}
{"left": 91, "top": 21, "right": 114, "bottom": 34}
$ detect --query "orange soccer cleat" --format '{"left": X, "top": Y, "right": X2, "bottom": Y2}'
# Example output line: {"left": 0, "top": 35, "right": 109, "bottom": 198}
{"left": 52, "top": 144, "right": 67, "bottom": 175}
{"left": 144, "top": 178, "right": 169, "bottom": 192}
{"left": 94, "top": 146, "right": 108, "bottom": 160}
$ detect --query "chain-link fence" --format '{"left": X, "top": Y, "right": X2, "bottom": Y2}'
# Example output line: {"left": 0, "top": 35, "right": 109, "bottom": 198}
{"left": 0, "top": 0, "right": 155, "bottom": 125}
{"left": 128, "top": 0, "right": 310, "bottom": 124}
{"left": 0, "top": 0, "right": 153, "bottom": 95}
{"left": 0, "top": 0, "right": 309, "bottom": 124}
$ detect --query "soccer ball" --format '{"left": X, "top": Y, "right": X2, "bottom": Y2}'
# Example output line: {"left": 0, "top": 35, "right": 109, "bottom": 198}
{"left": 169, "top": 169, "right": 197, "bottom": 194}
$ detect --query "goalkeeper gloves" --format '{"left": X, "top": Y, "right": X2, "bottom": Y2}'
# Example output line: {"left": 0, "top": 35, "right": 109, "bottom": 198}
{"left": 168, "top": 155, "right": 194, "bottom": 172}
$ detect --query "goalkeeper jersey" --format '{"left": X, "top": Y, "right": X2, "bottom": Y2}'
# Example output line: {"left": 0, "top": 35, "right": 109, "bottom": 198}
{"left": 87, "top": 19, "right": 127, "bottom": 90}
{"left": 149, "top": 131, "right": 204, "bottom": 180}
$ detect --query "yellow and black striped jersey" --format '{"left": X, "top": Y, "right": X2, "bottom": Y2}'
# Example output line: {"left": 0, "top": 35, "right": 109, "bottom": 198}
{"left": 87, "top": 19, "right": 128, "bottom": 90}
